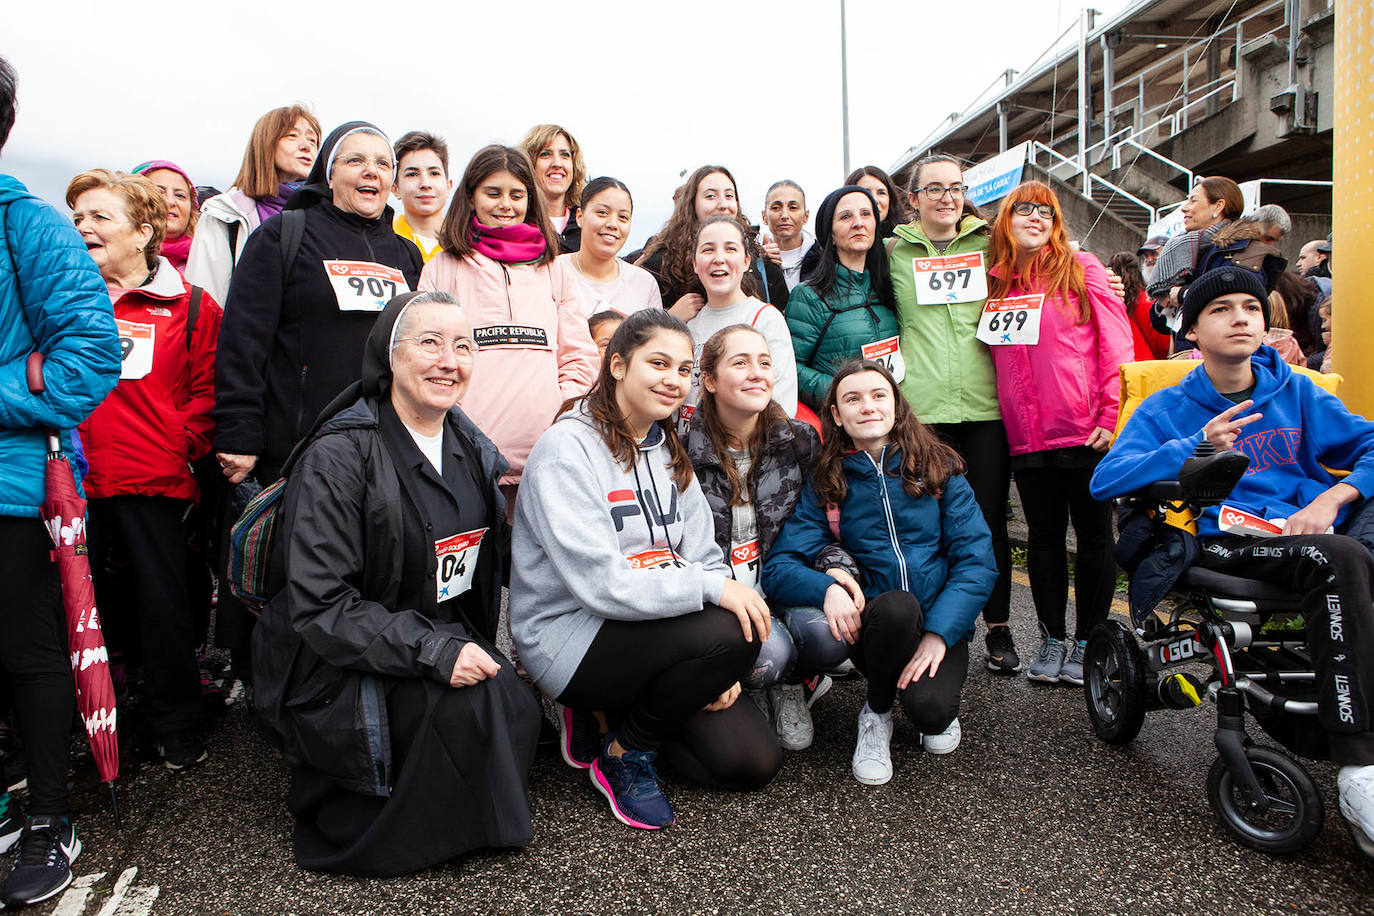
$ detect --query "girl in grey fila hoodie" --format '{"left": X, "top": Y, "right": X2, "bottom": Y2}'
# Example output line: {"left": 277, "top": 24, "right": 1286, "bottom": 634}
{"left": 510, "top": 309, "right": 781, "bottom": 831}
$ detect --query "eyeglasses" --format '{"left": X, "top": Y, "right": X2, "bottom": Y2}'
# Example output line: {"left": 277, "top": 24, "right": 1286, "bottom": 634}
{"left": 333, "top": 154, "right": 395, "bottom": 174}
{"left": 399, "top": 335, "right": 477, "bottom": 361}
{"left": 1010, "top": 202, "right": 1056, "bottom": 219}
{"left": 917, "top": 184, "right": 968, "bottom": 200}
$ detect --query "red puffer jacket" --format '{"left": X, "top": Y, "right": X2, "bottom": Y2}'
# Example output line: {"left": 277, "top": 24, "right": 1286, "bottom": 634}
{"left": 79, "top": 258, "right": 221, "bottom": 501}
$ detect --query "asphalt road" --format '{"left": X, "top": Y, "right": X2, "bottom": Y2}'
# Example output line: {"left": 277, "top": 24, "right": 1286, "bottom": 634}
{"left": 7, "top": 577, "right": 1373, "bottom": 916}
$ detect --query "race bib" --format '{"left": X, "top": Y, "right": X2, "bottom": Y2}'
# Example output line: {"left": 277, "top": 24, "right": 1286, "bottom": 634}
{"left": 324, "top": 260, "right": 409, "bottom": 312}
{"left": 730, "top": 538, "right": 761, "bottom": 592}
{"left": 115, "top": 318, "right": 155, "bottom": 380}
{"left": 626, "top": 548, "right": 684, "bottom": 570}
{"left": 435, "top": 528, "right": 486, "bottom": 602}
{"left": 976, "top": 294, "right": 1044, "bottom": 346}
{"left": 913, "top": 252, "right": 988, "bottom": 305}
{"left": 861, "top": 335, "right": 905, "bottom": 383}
{"left": 473, "top": 325, "right": 551, "bottom": 349}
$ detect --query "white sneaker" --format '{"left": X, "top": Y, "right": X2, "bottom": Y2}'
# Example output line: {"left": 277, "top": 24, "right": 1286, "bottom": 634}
{"left": 851, "top": 705, "right": 894, "bottom": 785}
{"left": 920, "top": 716, "right": 962, "bottom": 755}
{"left": 1338, "top": 765, "right": 1374, "bottom": 860}
{"left": 768, "top": 684, "right": 814, "bottom": 751}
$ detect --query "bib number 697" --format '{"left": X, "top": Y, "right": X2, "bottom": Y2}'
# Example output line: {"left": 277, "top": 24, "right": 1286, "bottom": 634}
{"left": 927, "top": 269, "right": 972, "bottom": 291}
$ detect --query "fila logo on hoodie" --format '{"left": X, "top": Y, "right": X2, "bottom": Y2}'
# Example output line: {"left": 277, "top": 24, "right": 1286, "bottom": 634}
{"left": 607, "top": 487, "right": 681, "bottom": 533}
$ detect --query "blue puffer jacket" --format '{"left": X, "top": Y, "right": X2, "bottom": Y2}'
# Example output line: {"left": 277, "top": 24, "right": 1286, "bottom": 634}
{"left": 0, "top": 175, "right": 121, "bottom": 517}
{"left": 762, "top": 445, "right": 995, "bottom": 645}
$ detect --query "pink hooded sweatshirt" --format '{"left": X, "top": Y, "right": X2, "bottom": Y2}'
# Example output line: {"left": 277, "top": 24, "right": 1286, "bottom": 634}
{"left": 989, "top": 252, "right": 1134, "bottom": 456}
{"left": 419, "top": 251, "right": 598, "bottom": 483}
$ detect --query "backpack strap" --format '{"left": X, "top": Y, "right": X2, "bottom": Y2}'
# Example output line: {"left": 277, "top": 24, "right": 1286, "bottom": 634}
{"left": 226, "top": 220, "right": 241, "bottom": 265}
{"left": 280, "top": 209, "right": 306, "bottom": 278}
{"left": 826, "top": 502, "right": 841, "bottom": 541}
{"left": 186, "top": 285, "right": 203, "bottom": 351}
{"left": 750, "top": 304, "right": 770, "bottom": 327}
{"left": 753, "top": 258, "right": 771, "bottom": 304}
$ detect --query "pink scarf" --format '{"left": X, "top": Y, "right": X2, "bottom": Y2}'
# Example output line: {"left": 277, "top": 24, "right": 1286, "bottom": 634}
{"left": 469, "top": 217, "right": 546, "bottom": 264}
{"left": 160, "top": 233, "right": 193, "bottom": 273}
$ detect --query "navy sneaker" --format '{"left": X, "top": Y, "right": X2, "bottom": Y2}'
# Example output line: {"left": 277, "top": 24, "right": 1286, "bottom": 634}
{"left": 159, "top": 731, "right": 208, "bottom": 772}
{"left": 589, "top": 735, "right": 674, "bottom": 829}
{"left": 0, "top": 815, "right": 81, "bottom": 906}
{"left": 0, "top": 792, "right": 21, "bottom": 854}
{"left": 553, "top": 703, "right": 600, "bottom": 770}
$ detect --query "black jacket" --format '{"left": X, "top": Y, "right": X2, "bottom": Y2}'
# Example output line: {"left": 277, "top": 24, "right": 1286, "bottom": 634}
{"left": 213, "top": 199, "right": 423, "bottom": 465}
{"left": 251, "top": 397, "right": 509, "bottom": 797}
{"left": 557, "top": 207, "right": 581, "bottom": 253}
{"left": 639, "top": 245, "right": 790, "bottom": 313}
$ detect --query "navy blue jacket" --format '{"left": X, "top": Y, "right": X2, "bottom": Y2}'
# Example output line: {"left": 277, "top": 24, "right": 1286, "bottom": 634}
{"left": 762, "top": 446, "right": 995, "bottom": 645}
{"left": 0, "top": 175, "right": 120, "bottom": 516}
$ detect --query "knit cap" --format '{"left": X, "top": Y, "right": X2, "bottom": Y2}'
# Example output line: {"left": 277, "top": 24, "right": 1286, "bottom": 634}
{"left": 1181, "top": 266, "right": 1270, "bottom": 331}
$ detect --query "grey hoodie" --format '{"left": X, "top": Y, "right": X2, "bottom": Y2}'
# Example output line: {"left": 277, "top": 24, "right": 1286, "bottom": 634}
{"left": 510, "top": 404, "right": 729, "bottom": 697}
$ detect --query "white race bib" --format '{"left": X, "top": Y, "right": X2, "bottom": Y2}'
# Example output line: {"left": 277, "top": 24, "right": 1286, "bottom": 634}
{"left": 913, "top": 252, "right": 988, "bottom": 305}
{"left": 435, "top": 528, "right": 486, "bottom": 602}
{"left": 626, "top": 548, "right": 684, "bottom": 570}
{"left": 861, "top": 335, "right": 905, "bottom": 383}
{"left": 116, "top": 318, "right": 155, "bottom": 380}
{"left": 730, "top": 538, "right": 761, "bottom": 592}
{"left": 324, "top": 260, "right": 409, "bottom": 312}
{"left": 976, "top": 294, "right": 1044, "bottom": 346}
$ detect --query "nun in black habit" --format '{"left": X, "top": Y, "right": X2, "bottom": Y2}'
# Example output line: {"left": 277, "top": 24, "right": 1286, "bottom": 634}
{"left": 252, "top": 290, "right": 542, "bottom": 877}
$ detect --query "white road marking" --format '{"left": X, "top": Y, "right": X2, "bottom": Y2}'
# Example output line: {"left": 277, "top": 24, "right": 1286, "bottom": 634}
{"left": 50, "top": 871, "right": 105, "bottom": 916}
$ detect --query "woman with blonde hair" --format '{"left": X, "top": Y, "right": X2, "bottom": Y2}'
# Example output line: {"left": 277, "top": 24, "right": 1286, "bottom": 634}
{"left": 520, "top": 123, "right": 587, "bottom": 252}
{"left": 186, "top": 104, "right": 321, "bottom": 302}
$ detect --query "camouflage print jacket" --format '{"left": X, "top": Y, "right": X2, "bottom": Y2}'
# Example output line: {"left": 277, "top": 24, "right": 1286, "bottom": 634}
{"left": 684, "top": 413, "right": 857, "bottom": 584}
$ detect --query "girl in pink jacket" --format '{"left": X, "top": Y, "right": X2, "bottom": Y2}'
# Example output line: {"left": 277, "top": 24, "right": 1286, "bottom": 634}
{"left": 985, "top": 181, "right": 1133, "bottom": 687}
{"left": 419, "top": 145, "right": 599, "bottom": 502}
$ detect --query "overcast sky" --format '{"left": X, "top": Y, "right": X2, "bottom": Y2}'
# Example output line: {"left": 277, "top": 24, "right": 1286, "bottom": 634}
{"left": 2, "top": 0, "right": 1128, "bottom": 249}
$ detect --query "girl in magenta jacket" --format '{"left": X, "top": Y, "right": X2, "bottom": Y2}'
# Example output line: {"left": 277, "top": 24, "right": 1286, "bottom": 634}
{"left": 985, "top": 181, "right": 1133, "bottom": 687}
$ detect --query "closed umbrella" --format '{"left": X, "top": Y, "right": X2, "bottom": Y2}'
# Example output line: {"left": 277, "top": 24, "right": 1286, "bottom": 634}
{"left": 25, "top": 353, "right": 121, "bottom": 828}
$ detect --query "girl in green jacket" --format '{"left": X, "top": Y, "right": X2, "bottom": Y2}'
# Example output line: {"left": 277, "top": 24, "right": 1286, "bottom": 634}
{"left": 889, "top": 154, "right": 1020, "bottom": 674}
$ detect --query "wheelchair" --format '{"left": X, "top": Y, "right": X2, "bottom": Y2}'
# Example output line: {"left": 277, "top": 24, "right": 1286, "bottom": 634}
{"left": 1083, "top": 448, "right": 1329, "bottom": 855}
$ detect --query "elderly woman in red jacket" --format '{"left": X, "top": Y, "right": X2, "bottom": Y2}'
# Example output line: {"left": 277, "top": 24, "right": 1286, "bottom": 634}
{"left": 67, "top": 169, "right": 221, "bottom": 772}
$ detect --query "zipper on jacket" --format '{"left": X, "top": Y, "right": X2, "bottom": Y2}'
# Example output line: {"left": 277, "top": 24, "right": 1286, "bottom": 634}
{"left": 294, "top": 365, "right": 310, "bottom": 439}
{"left": 864, "top": 446, "right": 909, "bottom": 591}
{"left": 499, "top": 262, "right": 514, "bottom": 320}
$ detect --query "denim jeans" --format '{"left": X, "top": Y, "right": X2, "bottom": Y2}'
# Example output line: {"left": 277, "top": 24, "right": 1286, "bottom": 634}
{"left": 741, "top": 605, "right": 852, "bottom": 689}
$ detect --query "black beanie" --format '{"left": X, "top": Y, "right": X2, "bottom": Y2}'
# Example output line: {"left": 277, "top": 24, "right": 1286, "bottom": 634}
{"left": 1181, "top": 266, "right": 1270, "bottom": 331}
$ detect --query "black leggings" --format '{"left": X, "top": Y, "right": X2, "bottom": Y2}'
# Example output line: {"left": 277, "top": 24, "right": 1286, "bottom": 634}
{"left": 0, "top": 517, "right": 74, "bottom": 815}
{"left": 558, "top": 605, "right": 781, "bottom": 790}
{"left": 931, "top": 421, "right": 1012, "bottom": 626}
{"left": 1198, "top": 534, "right": 1374, "bottom": 766}
{"left": 850, "top": 590, "right": 969, "bottom": 734}
{"left": 1014, "top": 465, "right": 1116, "bottom": 642}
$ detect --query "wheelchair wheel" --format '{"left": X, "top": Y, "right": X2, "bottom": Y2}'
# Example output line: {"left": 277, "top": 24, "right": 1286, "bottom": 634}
{"left": 1206, "top": 746, "right": 1324, "bottom": 854}
{"left": 1083, "top": 620, "right": 1147, "bottom": 745}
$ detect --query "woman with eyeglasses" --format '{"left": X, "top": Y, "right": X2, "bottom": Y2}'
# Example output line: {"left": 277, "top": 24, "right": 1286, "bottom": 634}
{"left": 985, "top": 181, "right": 1132, "bottom": 687}
{"left": 889, "top": 153, "right": 1022, "bottom": 674}
{"left": 253, "top": 291, "right": 541, "bottom": 876}
{"left": 215, "top": 121, "right": 425, "bottom": 495}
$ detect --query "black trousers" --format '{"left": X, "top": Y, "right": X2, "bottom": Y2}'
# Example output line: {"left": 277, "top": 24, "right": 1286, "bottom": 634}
{"left": 87, "top": 496, "right": 202, "bottom": 737}
{"left": 850, "top": 590, "right": 970, "bottom": 734}
{"left": 0, "top": 517, "right": 74, "bottom": 815}
{"left": 1014, "top": 465, "right": 1117, "bottom": 641}
{"left": 559, "top": 605, "right": 780, "bottom": 790}
{"left": 931, "top": 421, "right": 1012, "bottom": 626}
{"left": 1199, "top": 534, "right": 1374, "bottom": 766}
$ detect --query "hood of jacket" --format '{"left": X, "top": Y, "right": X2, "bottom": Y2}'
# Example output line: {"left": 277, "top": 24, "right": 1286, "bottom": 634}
{"left": 1179, "top": 343, "right": 1291, "bottom": 415}
{"left": 0, "top": 174, "right": 29, "bottom": 206}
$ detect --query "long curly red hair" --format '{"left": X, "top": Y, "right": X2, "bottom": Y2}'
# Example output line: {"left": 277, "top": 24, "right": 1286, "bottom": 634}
{"left": 987, "top": 181, "right": 1089, "bottom": 324}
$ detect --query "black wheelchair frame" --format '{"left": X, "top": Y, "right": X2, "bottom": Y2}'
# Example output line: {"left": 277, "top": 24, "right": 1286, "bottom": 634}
{"left": 1083, "top": 450, "right": 1327, "bottom": 854}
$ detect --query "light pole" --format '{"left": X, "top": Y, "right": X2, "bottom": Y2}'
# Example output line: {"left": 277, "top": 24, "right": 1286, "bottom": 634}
{"left": 841, "top": 0, "right": 851, "bottom": 176}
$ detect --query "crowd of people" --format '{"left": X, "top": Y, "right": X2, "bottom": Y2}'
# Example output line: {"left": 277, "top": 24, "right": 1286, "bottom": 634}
{"left": 0, "top": 52, "right": 1366, "bottom": 905}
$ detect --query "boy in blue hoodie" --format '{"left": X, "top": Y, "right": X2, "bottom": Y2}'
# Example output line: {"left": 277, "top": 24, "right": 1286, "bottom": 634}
{"left": 1091, "top": 266, "right": 1374, "bottom": 860}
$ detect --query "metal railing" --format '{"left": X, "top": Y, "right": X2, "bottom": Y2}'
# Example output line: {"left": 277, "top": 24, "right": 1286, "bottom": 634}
{"left": 1030, "top": 142, "right": 1158, "bottom": 224}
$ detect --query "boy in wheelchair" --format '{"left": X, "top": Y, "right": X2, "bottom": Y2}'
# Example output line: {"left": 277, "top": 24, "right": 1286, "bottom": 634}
{"left": 1090, "top": 267, "right": 1374, "bottom": 858}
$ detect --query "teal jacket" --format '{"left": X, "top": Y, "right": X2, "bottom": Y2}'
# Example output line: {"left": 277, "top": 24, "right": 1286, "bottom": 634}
{"left": 786, "top": 265, "right": 899, "bottom": 409}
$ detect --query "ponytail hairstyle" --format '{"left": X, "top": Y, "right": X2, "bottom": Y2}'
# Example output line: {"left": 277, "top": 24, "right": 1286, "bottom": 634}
{"left": 987, "top": 180, "right": 1090, "bottom": 323}
{"left": 814, "top": 359, "right": 963, "bottom": 505}
{"left": 907, "top": 152, "right": 986, "bottom": 224}
{"left": 561, "top": 308, "right": 695, "bottom": 491}
{"left": 697, "top": 324, "right": 789, "bottom": 506}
